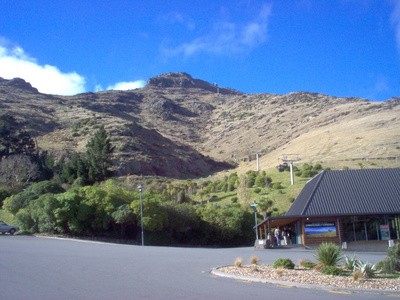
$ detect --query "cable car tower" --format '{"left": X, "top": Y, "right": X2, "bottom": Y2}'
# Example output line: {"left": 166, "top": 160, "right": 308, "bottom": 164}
{"left": 253, "top": 149, "right": 262, "bottom": 171}
{"left": 279, "top": 154, "right": 301, "bottom": 185}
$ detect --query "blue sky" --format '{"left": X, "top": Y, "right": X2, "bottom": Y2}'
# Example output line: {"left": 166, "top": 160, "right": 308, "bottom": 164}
{"left": 1, "top": 1, "right": 399, "bottom": 101}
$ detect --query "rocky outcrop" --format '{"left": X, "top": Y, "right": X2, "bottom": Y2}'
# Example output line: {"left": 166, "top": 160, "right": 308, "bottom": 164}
{"left": 0, "top": 77, "right": 39, "bottom": 93}
{"left": 387, "top": 97, "right": 400, "bottom": 104}
{"left": 145, "top": 72, "right": 243, "bottom": 95}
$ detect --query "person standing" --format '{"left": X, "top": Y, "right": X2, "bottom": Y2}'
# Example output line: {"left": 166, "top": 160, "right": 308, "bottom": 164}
{"left": 274, "top": 227, "right": 281, "bottom": 247}
{"left": 282, "top": 229, "right": 288, "bottom": 246}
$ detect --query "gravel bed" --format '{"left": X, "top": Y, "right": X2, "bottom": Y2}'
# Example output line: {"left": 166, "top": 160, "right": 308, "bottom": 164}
{"left": 217, "top": 265, "right": 400, "bottom": 291}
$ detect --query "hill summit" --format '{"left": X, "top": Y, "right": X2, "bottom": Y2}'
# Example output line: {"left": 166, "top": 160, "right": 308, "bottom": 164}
{"left": 145, "top": 72, "right": 242, "bottom": 95}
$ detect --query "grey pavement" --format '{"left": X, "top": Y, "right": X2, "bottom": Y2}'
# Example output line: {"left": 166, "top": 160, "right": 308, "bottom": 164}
{"left": 1, "top": 235, "right": 395, "bottom": 300}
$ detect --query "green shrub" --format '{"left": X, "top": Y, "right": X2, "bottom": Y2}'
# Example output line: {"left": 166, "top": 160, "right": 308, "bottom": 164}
{"left": 272, "top": 183, "right": 282, "bottom": 189}
{"left": 253, "top": 187, "right": 261, "bottom": 194}
{"left": 378, "top": 257, "right": 398, "bottom": 274}
{"left": 298, "top": 259, "right": 316, "bottom": 269}
{"left": 313, "top": 164, "right": 322, "bottom": 171}
{"left": 320, "top": 265, "right": 343, "bottom": 276}
{"left": 387, "top": 243, "right": 400, "bottom": 263}
{"left": 273, "top": 258, "right": 295, "bottom": 269}
{"left": 314, "top": 242, "right": 343, "bottom": 267}
{"left": 301, "top": 170, "right": 318, "bottom": 178}
{"left": 379, "top": 243, "right": 400, "bottom": 273}
{"left": 302, "top": 261, "right": 317, "bottom": 269}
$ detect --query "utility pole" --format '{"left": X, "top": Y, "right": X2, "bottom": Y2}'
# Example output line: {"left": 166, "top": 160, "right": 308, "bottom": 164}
{"left": 250, "top": 201, "right": 259, "bottom": 240}
{"left": 138, "top": 185, "right": 144, "bottom": 246}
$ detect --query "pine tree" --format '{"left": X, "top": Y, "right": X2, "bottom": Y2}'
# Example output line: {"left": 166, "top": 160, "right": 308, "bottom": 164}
{"left": 86, "top": 126, "right": 114, "bottom": 183}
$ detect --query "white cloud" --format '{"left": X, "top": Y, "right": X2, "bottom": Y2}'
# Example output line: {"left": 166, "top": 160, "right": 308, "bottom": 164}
{"left": 391, "top": 0, "right": 400, "bottom": 52}
{"left": 0, "top": 43, "right": 86, "bottom": 95}
{"left": 106, "top": 80, "right": 146, "bottom": 91}
{"left": 163, "top": 3, "right": 272, "bottom": 57}
{"left": 162, "top": 12, "right": 195, "bottom": 30}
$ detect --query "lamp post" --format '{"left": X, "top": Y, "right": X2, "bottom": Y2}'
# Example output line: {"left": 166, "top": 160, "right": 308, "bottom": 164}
{"left": 250, "top": 201, "right": 259, "bottom": 241}
{"left": 138, "top": 185, "right": 144, "bottom": 246}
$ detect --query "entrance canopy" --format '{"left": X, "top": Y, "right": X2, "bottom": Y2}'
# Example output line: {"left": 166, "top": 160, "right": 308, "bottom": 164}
{"left": 257, "top": 216, "right": 300, "bottom": 229}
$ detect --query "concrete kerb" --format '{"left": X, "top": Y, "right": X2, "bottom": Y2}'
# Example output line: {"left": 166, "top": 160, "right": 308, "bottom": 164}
{"left": 210, "top": 267, "right": 400, "bottom": 296}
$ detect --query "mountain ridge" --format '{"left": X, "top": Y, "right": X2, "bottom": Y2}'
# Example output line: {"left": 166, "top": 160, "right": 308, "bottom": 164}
{"left": 1, "top": 73, "right": 399, "bottom": 178}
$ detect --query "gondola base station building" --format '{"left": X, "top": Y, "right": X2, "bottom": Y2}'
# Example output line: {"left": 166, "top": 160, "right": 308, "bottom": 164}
{"left": 256, "top": 168, "right": 400, "bottom": 251}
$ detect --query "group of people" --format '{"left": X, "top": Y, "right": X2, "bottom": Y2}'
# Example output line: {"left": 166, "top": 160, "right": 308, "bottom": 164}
{"left": 273, "top": 226, "right": 291, "bottom": 247}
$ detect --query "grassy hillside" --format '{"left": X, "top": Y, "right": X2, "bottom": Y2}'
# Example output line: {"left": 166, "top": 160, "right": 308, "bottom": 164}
{"left": 1, "top": 73, "right": 399, "bottom": 180}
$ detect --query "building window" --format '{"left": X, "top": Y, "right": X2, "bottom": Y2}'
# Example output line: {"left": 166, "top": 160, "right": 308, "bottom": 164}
{"left": 342, "top": 215, "right": 400, "bottom": 242}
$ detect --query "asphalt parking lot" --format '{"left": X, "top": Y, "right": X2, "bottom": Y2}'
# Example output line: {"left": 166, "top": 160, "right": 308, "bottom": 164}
{"left": 1, "top": 235, "right": 394, "bottom": 300}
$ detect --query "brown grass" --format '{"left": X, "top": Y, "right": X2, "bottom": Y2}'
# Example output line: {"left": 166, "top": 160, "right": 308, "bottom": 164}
{"left": 250, "top": 255, "right": 260, "bottom": 265}
{"left": 235, "top": 257, "right": 243, "bottom": 268}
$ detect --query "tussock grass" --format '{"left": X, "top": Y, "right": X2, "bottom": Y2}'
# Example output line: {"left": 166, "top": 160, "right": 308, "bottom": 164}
{"left": 352, "top": 269, "right": 363, "bottom": 282}
{"left": 275, "top": 267, "right": 285, "bottom": 277}
{"left": 235, "top": 257, "right": 243, "bottom": 268}
{"left": 250, "top": 255, "right": 260, "bottom": 265}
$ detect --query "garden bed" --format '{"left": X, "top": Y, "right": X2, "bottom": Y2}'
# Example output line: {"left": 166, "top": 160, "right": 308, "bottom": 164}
{"left": 217, "top": 264, "right": 400, "bottom": 291}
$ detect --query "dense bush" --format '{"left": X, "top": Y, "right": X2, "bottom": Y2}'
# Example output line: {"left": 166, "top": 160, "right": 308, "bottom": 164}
{"left": 253, "top": 187, "right": 261, "bottom": 194}
{"left": 272, "top": 183, "right": 283, "bottom": 189}
{"left": 293, "top": 163, "right": 324, "bottom": 178}
{"left": 320, "top": 266, "right": 343, "bottom": 276}
{"left": 273, "top": 258, "right": 295, "bottom": 269}
{"left": 2, "top": 180, "right": 63, "bottom": 215}
{"left": 10, "top": 178, "right": 254, "bottom": 247}
{"left": 246, "top": 170, "right": 257, "bottom": 188}
{"left": 378, "top": 257, "right": 398, "bottom": 274}
{"left": 378, "top": 243, "right": 400, "bottom": 274}
{"left": 3, "top": 191, "right": 37, "bottom": 214}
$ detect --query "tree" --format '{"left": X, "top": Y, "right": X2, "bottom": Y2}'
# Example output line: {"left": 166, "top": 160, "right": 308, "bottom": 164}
{"left": 177, "top": 190, "right": 187, "bottom": 203}
{"left": 162, "top": 202, "right": 199, "bottom": 240}
{"left": 258, "top": 197, "right": 274, "bottom": 219}
{"left": 197, "top": 204, "right": 250, "bottom": 245}
{"left": 0, "top": 154, "right": 39, "bottom": 191}
{"left": 53, "top": 190, "right": 90, "bottom": 234}
{"left": 0, "top": 113, "right": 35, "bottom": 159}
{"left": 35, "top": 151, "right": 56, "bottom": 181}
{"left": 3, "top": 190, "right": 37, "bottom": 215}
{"left": 25, "top": 180, "right": 64, "bottom": 196}
{"left": 245, "top": 170, "right": 257, "bottom": 188}
{"left": 57, "top": 153, "right": 89, "bottom": 184}
{"left": 111, "top": 204, "right": 134, "bottom": 237}
{"left": 130, "top": 195, "right": 168, "bottom": 232}
{"left": 86, "top": 126, "right": 114, "bottom": 183}
{"left": 16, "top": 193, "right": 60, "bottom": 233}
